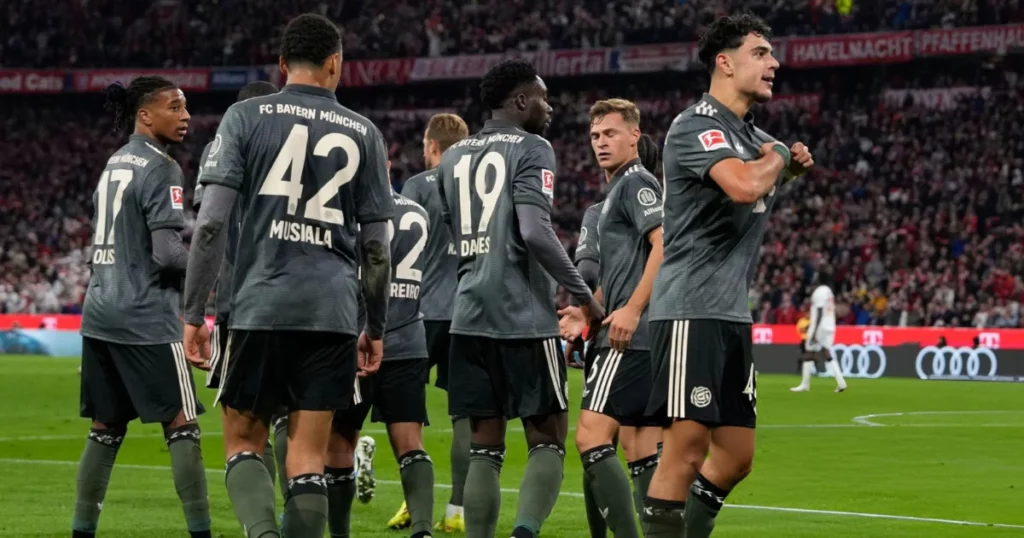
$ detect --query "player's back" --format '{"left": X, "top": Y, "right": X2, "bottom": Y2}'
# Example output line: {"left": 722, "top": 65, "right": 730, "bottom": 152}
{"left": 574, "top": 202, "right": 603, "bottom": 265}
{"left": 81, "top": 135, "right": 185, "bottom": 345}
{"left": 401, "top": 169, "right": 456, "bottom": 321}
{"left": 652, "top": 96, "right": 781, "bottom": 324}
{"left": 383, "top": 192, "right": 430, "bottom": 359}
{"left": 437, "top": 120, "right": 558, "bottom": 339}
{"left": 810, "top": 285, "right": 836, "bottom": 329}
{"left": 203, "top": 85, "right": 393, "bottom": 334}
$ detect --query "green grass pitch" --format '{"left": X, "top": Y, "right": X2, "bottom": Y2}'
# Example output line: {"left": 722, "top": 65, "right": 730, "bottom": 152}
{"left": 1, "top": 355, "right": 1023, "bottom": 537}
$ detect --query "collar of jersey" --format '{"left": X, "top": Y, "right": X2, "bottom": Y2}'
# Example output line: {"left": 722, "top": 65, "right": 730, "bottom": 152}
{"left": 282, "top": 84, "right": 337, "bottom": 100}
{"left": 608, "top": 157, "right": 642, "bottom": 189}
{"left": 482, "top": 118, "right": 523, "bottom": 132}
{"left": 129, "top": 134, "right": 167, "bottom": 155}
{"left": 701, "top": 93, "right": 755, "bottom": 128}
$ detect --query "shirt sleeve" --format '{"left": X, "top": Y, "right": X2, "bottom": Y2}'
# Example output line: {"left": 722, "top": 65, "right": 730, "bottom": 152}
{"left": 512, "top": 139, "right": 557, "bottom": 212}
{"left": 199, "top": 103, "right": 246, "bottom": 191}
{"left": 400, "top": 175, "right": 424, "bottom": 207}
{"left": 574, "top": 204, "right": 601, "bottom": 263}
{"left": 666, "top": 114, "right": 743, "bottom": 181}
{"left": 141, "top": 161, "right": 186, "bottom": 231}
{"left": 354, "top": 125, "right": 396, "bottom": 224}
{"left": 622, "top": 174, "right": 664, "bottom": 238}
{"left": 192, "top": 142, "right": 212, "bottom": 210}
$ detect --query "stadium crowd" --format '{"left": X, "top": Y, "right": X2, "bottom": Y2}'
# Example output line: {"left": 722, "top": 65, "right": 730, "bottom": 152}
{"left": 2, "top": 0, "right": 1022, "bottom": 67}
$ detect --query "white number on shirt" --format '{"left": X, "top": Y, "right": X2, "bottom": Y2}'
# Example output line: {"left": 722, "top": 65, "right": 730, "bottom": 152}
{"left": 387, "top": 211, "right": 428, "bottom": 282}
{"left": 93, "top": 169, "right": 134, "bottom": 246}
{"left": 259, "top": 124, "right": 359, "bottom": 225}
{"left": 453, "top": 151, "right": 506, "bottom": 235}
{"left": 752, "top": 185, "right": 777, "bottom": 214}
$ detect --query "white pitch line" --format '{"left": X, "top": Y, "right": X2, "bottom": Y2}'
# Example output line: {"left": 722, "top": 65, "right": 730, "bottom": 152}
{"left": 2, "top": 458, "right": 1023, "bottom": 530}
{"left": 852, "top": 410, "right": 1024, "bottom": 427}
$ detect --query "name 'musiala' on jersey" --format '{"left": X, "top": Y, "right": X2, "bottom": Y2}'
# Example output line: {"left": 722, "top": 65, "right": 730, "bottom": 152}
{"left": 651, "top": 93, "right": 785, "bottom": 324}
{"left": 199, "top": 85, "right": 394, "bottom": 334}
{"left": 437, "top": 119, "right": 560, "bottom": 339}
{"left": 81, "top": 135, "right": 186, "bottom": 345}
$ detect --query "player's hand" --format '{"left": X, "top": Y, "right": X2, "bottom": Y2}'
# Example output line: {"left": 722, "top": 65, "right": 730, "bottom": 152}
{"left": 564, "top": 337, "right": 585, "bottom": 369}
{"left": 183, "top": 323, "right": 211, "bottom": 371}
{"left": 786, "top": 142, "right": 814, "bottom": 178}
{"left": 557, "top": 306, "right": 587, "bottom": 340}
{"left": 357, "top": 331, "right": 383, "bottom": 378}
{"left": 580, "top": 302, "right": 606, "bottom": 341}
{"left": 603, "top": 303, "right": 642, "bottom": 352}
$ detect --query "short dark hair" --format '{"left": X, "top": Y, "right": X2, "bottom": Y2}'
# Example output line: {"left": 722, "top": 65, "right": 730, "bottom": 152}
{"left": 698, "top": 14, "right": 773, "bottom": 73}
{"left": 103, "top": 76, "right": 177, "bottom": 132}
{"left": 479, "top": 59, "right": 539, "bottom": 110}
{"left": 281, "top": 13, "right": 342, "bottom": 68}
{"left": 237, "top": 81, "right": 279, "bottom": 102}
{"left": 638, "top": 133, "right": 660, "bottom": 174}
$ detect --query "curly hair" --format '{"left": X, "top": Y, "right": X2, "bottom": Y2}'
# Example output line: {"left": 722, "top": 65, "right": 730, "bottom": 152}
{"left": 103, "top": 76, "right": 177, "bottom": 133}
{"left": 479, "top": 59, "right": 539, "bottom": 110}
{"left": 698, "top": 14, "right": 773, "bottom": 73}
{"left": 281, "top": 13, "right": 342, "bottom": 68}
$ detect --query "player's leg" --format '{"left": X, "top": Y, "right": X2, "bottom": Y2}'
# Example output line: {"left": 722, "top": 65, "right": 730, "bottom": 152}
{"left": 580, "top": 343, "right": 608, "bottom": 538}
{"left": 819, "top": 331, "right": 846, "bottom": 391}
{"left": 381, "top": 359, "right": 434, "bottom": 537}
{"left": 325, "top": 389, "right": 367, "bottom": 538}
{"left": 684, "top": 322, "right": 758, "bottom": 538}
{"left": 280, "top": 332, "right": 359, "bottom": 538}
{"left": 428, "top": 320, "right": 468, "bottom": 532}
{"left": 113, "top": 341, "right": 210, "bottom": 537}
{"left": 449, "top": 335, "right": 508, "bottom": 537}
{"left": 642, "top": 320, "right": 721, "bottom": 537}
{"left": 577, "top": 348, "right": 638, "bottom": 538}
{"left": 73, "top": 337, "right": 131, "bottom": 538}
{"left": 271, "top": 413, "right": 289, "bottom": 499}
{"left": 510, "top": 338, "right": 570, "bottom": 538}
{"left": 623, "top": 425, "right": 661, "bottom": 523}
{"left": 791, "top": 340, "right": 816, "bottom": 392}
{"left": 217, "top": 330, "right": 284, "bottom": 537}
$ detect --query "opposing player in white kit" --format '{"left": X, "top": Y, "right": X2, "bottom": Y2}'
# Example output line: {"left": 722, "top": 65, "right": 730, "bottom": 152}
{"left": 791, "top": 275, "right": 847, "bottom": 392}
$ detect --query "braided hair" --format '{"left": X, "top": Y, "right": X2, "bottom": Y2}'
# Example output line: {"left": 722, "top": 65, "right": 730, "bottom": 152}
{"left": 638, "top": 133, "right": 661, "bottom": 175}
{"left": 103, "top": 76, "right": 177, "bottom": 132}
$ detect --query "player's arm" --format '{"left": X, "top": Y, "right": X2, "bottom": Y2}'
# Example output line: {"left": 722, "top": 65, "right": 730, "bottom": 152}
{"left": 514, "top": 142, "right": 602, "bottom": 318}
{"left": 141, "top": 161, "right": 189, "bottom": 274}
{"left": 674, "top": 116, "right": 789, "bottom": 204}
{"left": 182, "top": 104, "right": 246, "bottom": 329}
{"left": 573, "top": 204, "right": 601, "bottom": 293}
{"left": 576, "top": 259, "right": 600, "bottom": 292}
{"left": 355, "top": 127, "right": 396, "bottom": 341}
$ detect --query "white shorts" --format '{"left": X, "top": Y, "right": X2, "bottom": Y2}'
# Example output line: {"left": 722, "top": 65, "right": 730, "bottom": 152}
{"left": 806, "top": 328, "right": 835, "bottom": 352}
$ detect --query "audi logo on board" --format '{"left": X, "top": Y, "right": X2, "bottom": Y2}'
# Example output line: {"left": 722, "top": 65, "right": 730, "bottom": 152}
{"left": 828, "top": 344, "right": 887, "bottom": 379}
{"left": 915, "top": 346, "right": 998, "bottom": 380}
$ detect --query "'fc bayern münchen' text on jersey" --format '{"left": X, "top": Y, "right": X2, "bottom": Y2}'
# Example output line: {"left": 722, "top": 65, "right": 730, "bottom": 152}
{"left": 383, "top": 192, "right": 430, "bottom": 360}
{"left": 437, "top": 119, "right": 559, "bottom": 339}
{"left": 574, "top": 202, "right": 602, "bottom": 264}
{"left": 650, "top": 93, "right": 784, "bottom": 324}
{"left": 81, "top": 135, "right": 186, "bottom": 345}
{"left": 401, "top": 169, "right": 457, "bottom": 321}
{"left": 200, "top": 84, "right": 395, "bottom": 334}
{"left": 597, "top": 159, "right": 663, "bottom": 350}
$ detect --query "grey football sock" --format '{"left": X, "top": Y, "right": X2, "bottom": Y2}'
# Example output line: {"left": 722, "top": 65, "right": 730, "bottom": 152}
{"left": 583, "top": 471, "right": 608, "bottom": 537}
{"left": 464, "top": 443, "right": 505, "bottom": 537}
{"left": 399, "top": 450, "right": 435, "bottom": 535}
{"left": 641, "top": 496, "right": 686, "bottom": 537}
{"left": 628, "top": 454, "right": 659, "bottom": 522}
{"left": 513, "top": 443, "right": 565, "bottom": 534}
{"left": 282, "top": 473, "right": 329, "bottom": 538}
{"left": 225, "top": 452, "right": 280, "bottom": 537}
{"left": 581, "top": 445, "right": 638, "bottom": 538}
{"left": 273, "top": 415, "right": 289, "bottom": 502}
{"left": 684, "top": 473, "right": 729, "bottom": 538}
{"left": 165, "top": 425, "right": 211, "bottom": 534}
{"left": 72, "top": 428, "right": 124, "bottom": 534}
{"left": 449, "top": 417, "right": 470, "bottom": 506}
{"left": 325, "top": 467, "right": 357, "bottom": 538}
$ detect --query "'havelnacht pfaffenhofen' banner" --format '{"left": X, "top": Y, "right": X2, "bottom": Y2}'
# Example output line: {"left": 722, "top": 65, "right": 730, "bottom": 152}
{"left": 4, "top": 315, "right": 1024, "bottom": 382}
{"left": 1, "top": 24, "right": 1023, "bottom": 93}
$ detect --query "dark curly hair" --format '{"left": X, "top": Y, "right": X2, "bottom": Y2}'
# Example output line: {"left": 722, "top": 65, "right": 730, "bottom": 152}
{"left": 103, "top": 76, "right": 177, "bottom": 133}
{"left": 281, "top": 13, "right": 341, "bottom": 68}
{"left": 638, "top": 133, "right": 660, "bottom": 174}
{"left": 237, "top": 81, "right": 278, "bottom": 102}
{"left": 479, "top": 59, "right": 539, "bottom": 110}
{"left": 698, "top": 14, "right": 773, "bottom": 73}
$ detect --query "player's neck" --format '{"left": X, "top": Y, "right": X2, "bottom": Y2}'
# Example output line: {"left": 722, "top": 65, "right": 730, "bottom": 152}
{"left": 604, "top": 152, "right": 639, "bottom": 182}
{"left": 132, "top": 125, "right": 163, "bottom": 147}
{"left": 708, "top": 80, "right": 754, "bottom": 120}
{"left": 286, "top": 71, "right": 332, "bottom": 90}
{"left": 490, "top": 109, "right": 522, "bottom": 128}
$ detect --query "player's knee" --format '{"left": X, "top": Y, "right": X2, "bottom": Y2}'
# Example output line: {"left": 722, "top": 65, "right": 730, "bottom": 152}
{"left": 574, "top": 413, "right": 617, "bottom": 453}
{"left": 729, "top": 454, "right": 754, "bottom": 483}
{"left": 87, "top": 425, "right": 127, "bottom": 449}
{"left": 387, "top": 423, "right": 425, "bottom": 456}
{"left": 523, "top": 412, "right": 568, "bottom": 448}
{"left": 165, "top": 409, "right": 196, "bottom": 430}
{"left": 164, "top": 423, "right": 202, "bottom": 447}
{"left": 91, "top": 419, "right": 128, "bottom": 433}
{"left": 470, "top": 416, "right": 506, "bottom": 446}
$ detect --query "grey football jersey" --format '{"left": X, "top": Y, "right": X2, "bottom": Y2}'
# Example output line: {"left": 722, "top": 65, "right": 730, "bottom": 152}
{"left": 650, "top": 93, "right": 783, "bottom": 324}
{"left": 574, "top": 202, "right": 602, "bottom": 264}
{"left": 81, "top": 135, "right": 186, "bottom": 345}
{"left": 200, "top": 84, "right": 395, "bottom": 335}
{"left": 193, "top": 141, "right": 236, "bottom": 323}
{"left": 437, "top": 119, "right": 559, "bottom": 339}
{"left": 597, "top": 159, "right": 663, "bottom": 350}
{"left": 401, "top": 169, "right": 457, "bottom": 321}
{"left": 383, "top": 193, "right": 430, "bottom": 360}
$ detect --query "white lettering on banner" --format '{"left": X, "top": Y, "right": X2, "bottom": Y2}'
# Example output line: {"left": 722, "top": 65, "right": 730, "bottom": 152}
{"left": 0, "top": 72, "right": 63, "bottom": 93}
{"left": 917, "top": 24, "right": 1024, "bottom": 55}
{"left": 828, "top": 344, "right": 887, "bottom": 379}
{"left": 915, "top": 346, "right": 998, "bottom": 380}
{"left": 787, "top": 33, "right": 914, "bottom": 67}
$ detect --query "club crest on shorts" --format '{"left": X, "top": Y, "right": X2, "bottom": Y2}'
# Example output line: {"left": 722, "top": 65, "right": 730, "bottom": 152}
{"left": 690, "top": 386, "right": 712, "bottom": 408}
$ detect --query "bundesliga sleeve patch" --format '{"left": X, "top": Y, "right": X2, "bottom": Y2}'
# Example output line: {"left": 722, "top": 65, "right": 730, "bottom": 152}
{"left": 542, "top": 169, "right": 555, "bottom": 198}
{"left": 170, "top": 186, "right": 184, "bottom": 209}
{"left": 698, "top": 129, "right": 730, "bottom": 152}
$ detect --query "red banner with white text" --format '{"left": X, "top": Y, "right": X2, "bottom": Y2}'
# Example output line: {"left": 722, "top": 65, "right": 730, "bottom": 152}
{"left": 750, "top": 325, "right": 1022, "bottom": 349}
